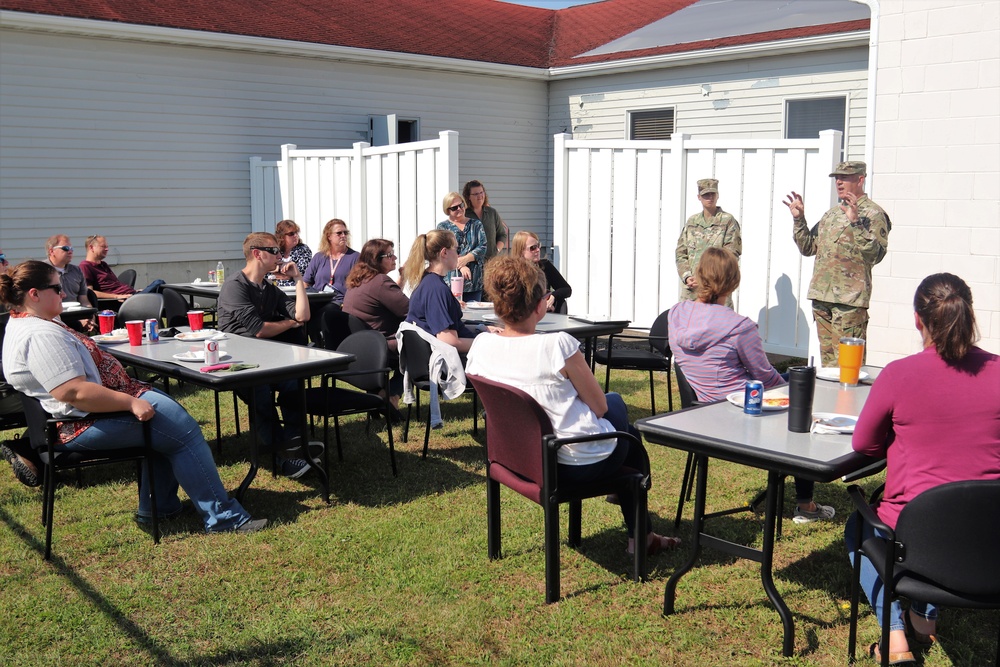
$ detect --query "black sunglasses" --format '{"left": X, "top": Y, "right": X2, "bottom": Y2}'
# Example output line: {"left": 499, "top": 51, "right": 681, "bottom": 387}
{"left": 251, "top": 246, "right": 280, "bottom": 255}
{"left": 54, "top": 245, "right": 74, "bottom": 252}
{"left": 527, "top": 244, "right": 540, "bottom": 251}
{"left": 38, "top": 283, "right": 63, "bottom": 295}
{"left": 447, "top": 203, "right": 465, "bottom": 212}
{"left": 0, "top": 253, "right": 6, "bottom": 262}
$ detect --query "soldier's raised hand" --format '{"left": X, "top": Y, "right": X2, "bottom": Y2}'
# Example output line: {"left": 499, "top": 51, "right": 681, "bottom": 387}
{"left": 783, "top": 192, "right": 805, "bottom": 219}
{"left": 839, "top": 191, "right": 860, "bottom": 223}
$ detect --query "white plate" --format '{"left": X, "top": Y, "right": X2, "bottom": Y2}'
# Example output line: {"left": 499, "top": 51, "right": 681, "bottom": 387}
{"left": 481, "top": 313, "right": 500, "bottom": 322}
{"left": 464, "top": 301, "right": 493, "bottom": 310}
{"left": 280, "top": 286, "right": 297, "bottom": 293}
{"left": 811, "top": 412, "right": 858, "bottom": 433}
{"left": 726, "top": 388, "right": 791, "bottom": 411}
{"left": 175, "top": 330, "right": 217, "bottom": 341}
{"left": 172, "top": 351, "right": 231, "bottom": 362}
{"left": 817, "top": 368, "right": 870, "bottom": 383}
{"left": 191, "top": 281, "right": 218, "bottom": 287}
{"left": 93, "top": 332, "right": 130, "bottom": 343}
{"left": 62, "top": 302, "right": 81, "bottom": 309}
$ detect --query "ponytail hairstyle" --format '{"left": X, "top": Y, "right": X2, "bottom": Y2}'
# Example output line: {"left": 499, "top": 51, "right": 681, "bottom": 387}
{"left": 484, "top": 256, "right": 547, "bottom": 325}
{"left": 0, "top": 260, "right": 58, "bottom": 309}
{"left": 695, "top": 247, "right": 740, "bottom": 304}
{"left": 913, "top": 273, "right": 979, "bottom": 363}
{"left": 401, "top": 229, "right": 456, "bottom": 291}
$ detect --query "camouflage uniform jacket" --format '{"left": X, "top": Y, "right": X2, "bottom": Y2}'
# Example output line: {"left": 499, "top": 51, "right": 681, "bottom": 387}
{"left": 675, "top": 208, "right": 742, "bottom": 300}
{"left": 792, "top": 194, "right": 890, "bottom": 309}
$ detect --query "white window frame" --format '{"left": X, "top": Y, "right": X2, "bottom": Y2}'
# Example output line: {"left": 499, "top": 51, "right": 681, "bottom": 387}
{"left": 783, "top": 95, "right": 849, "bottom": 156}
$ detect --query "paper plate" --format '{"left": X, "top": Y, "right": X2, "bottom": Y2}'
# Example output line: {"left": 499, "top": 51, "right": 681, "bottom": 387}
{"left": 811, "top": 412, "right": 858, "bottom": 434}
{"left": 726, "top": 389, "right": 790, "bottom": 411}
{"left": 464, "top": 301, "right": 493, "bottom": 310}
{"left": 817, "top": 368, "right": 870, "bottom": 383}
{"left": 175, "top": 330, "right": 217, "bottom": 341}
{"left": 93, "top": 332, "right": 130, "bottom": 343}
{"left": 173, "top": 351, "right": 231, "bottom": 362}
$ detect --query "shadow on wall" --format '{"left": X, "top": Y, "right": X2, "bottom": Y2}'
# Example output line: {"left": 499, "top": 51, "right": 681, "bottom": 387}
{"left": 757, "top": 273, "right": 809, "bottom": 353}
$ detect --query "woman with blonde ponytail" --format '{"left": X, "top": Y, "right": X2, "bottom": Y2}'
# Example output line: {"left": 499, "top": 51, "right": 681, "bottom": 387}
{"left": 848, "top": 272, "right": 999, "bottom": 664}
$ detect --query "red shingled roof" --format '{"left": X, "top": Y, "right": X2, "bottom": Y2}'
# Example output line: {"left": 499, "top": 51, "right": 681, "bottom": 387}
{"left": 0, "top": 0, "right": 867, "bottom": 68}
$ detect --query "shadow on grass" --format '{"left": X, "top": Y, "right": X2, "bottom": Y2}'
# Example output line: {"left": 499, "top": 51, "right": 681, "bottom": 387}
{"left": 0, "top": 504, "right": 307, "bottom": 666}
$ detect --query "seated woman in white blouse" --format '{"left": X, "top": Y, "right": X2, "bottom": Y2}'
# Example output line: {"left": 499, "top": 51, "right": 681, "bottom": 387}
{"left": 466, "top": 256, "right": 679, "bottom": 556}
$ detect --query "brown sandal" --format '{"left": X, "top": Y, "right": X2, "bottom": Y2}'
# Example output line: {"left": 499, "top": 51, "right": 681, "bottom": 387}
{"left": 869, "top": 642, "right": 915, "bottom": 665}
{"left": 646, "top": 534, "right": 681, "bottom": 556}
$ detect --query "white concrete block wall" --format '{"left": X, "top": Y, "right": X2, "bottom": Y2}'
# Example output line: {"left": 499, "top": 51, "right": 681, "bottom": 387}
{"left": 869, "top": 0, "right": 1000, "bottom": 362}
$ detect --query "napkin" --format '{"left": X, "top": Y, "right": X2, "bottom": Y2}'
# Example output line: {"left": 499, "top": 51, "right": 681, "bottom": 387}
{"left": 810, "top": 415, "right": 857, "bottom": 435}
{"left": 199, "top": 363, "right": 259, "bottom": 373}
{"left": 193, "top": 278, "right": 203, "bottom": 284}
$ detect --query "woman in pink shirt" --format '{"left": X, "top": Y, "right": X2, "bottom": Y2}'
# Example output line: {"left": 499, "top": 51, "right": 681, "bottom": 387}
{"left": 848, "top": 273, "right": 1000, "bottom": 665}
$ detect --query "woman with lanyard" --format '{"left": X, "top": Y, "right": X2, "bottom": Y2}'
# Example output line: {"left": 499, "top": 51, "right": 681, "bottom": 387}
{"left": 302, "top": 219, "right": 360, "bottom": 344}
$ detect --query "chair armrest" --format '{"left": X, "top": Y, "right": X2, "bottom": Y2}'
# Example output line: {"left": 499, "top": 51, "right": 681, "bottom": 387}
{"left": 841, "top": 457, "right": 886, "bottom": 483}
{"left": 324, "top": 367, "right": 392, "bottom": 382}
{"left": 846, "top": 483, "right": 892, "bottom": 536}
{"left": 546, "top": 430, "right": 651, "bottom": 489}
{"left": 45, "top": 410, "right": 135, "bottom": 427}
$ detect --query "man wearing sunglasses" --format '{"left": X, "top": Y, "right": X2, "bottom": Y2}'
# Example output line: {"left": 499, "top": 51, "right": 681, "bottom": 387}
{"left": 44, "top": 235, "right": 97, "bottom": 331}
{"left": 217, "top": 232, "right": 320, "bottom": 479}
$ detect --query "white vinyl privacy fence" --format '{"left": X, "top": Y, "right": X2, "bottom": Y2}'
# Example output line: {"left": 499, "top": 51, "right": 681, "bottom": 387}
{"left": 553, "top": 130, "right": 844, "bottom": 359}
{"left": 250, "top": 131, "right": 459, "bottom": 257}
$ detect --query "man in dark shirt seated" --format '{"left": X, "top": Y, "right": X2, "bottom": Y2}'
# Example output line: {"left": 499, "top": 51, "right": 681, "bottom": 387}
{"left": 79, "top": 235, "right": 163, "bottom": 300}
{"left": 216, "top": 232, "right": 320, "bottom": 479}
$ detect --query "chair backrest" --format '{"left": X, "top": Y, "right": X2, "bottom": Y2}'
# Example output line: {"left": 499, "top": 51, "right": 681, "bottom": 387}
{"left": 346, "top": 313, "right": 371, "bottom": 335}
{"left": 19, "top": 393, "right": 53, "bottom": 454}
{"left": 161, "top": 288, "right": 190, "bottom": 328}
{"left": 673, "top": 362, "right": 700, "bottom": 409}
{"left": 895, "top": 479, "right": 1000, "bottom": 597}
{"left": 335, "top": 330, "right": 389, "bottom": 393}
{"left": 467, "top": 374, "right": 553, "bottom": 485}
{"left": 400, "top": 329, "right": 433, "bottom": 384}
{"left": 116, "top": 293, "right": 164, "bottom": 328}
{"left": 649, "top": 309, "right": 671, "bottom": 357}
{"left": 118, "top": 268, "right": 137, "bottom": 288}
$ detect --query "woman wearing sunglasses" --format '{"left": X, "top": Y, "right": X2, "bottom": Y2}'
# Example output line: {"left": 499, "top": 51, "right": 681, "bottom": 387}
{"left": 511, "top": 231, "right": 572, "bottom": 313}
{"left": 436, "top": 192, "right": 487, "bottom": 303}
{"left": 1, "top": 260, "right": 266, "bottom": 533}
{"left": 302, "top": 219, "right": 359, "bottom": 305}
{"left": 272, "top": 220, "right": 313, "bottom": 288}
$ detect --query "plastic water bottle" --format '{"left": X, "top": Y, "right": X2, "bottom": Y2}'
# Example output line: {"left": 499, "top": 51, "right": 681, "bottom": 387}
{"left": 216, "top": 261, "right": 225, "bottom": 285}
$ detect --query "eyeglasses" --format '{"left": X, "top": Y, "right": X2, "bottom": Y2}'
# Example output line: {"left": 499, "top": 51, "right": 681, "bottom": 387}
{"left": 54, "top": 245, "right": 73, "bottom": 252}
{"left": 38, "top": 283, "right": 63, "bottom": 295}
{"left": 447, "top": 203, "right": 465, "bottom": 212}
{"left": 527, "top": 244, "right": 540, "bottom": 251}
{"left": 332, "top": 230, "right": 349, "bottom": 236}
{"left": 378, "top": 254, "right": 397, "bottom": 259}
{"left": 0, "top": 254, "right": 6, "bottom": 262}
{"left": 251, "top": 246, "right": 280, "bottom": 255}
{"left": 284, "top": 231, "right": 299, "bottom": 237}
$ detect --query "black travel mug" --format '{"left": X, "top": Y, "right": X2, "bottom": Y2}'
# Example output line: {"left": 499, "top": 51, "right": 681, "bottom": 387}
{"left": 787, "top": 366, "right": 816, "bottom": 433}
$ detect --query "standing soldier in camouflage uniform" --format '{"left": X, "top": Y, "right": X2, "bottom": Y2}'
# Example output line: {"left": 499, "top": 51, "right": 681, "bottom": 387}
{"left": 784, "top": 161, "right": 890, "bottom": 367}
{"left": 676, "top": 178, "right": 742, "bottom": 306}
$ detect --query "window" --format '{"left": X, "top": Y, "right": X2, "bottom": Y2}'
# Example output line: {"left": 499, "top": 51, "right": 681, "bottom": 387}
{"left": 368, "top": 115, "right": 420, "bottom": 146}
{"left": 628, "top": 108, "right": 675, "bottom": 140}
{"left": 785, "top": 97, "right": 846, "bottom": 141}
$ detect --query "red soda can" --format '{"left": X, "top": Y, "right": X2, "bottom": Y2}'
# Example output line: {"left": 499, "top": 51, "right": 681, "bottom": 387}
{"left": 145, "top": 319, "right": 159, "bottom": 343}
{"left": 204, "top": 339, "right": 220, "bottom": 365}
{"left": 744, "top": 381, "right": 763, "bottom": 415}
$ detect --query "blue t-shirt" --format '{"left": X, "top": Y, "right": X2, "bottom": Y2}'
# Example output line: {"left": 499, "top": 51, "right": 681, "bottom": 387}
{"left": 406, "top": 272, "right": 476, "bottom": 338}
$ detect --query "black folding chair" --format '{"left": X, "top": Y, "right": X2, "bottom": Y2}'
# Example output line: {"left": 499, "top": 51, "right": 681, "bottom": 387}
{"left": 593, "top": 309, "right": 672, "bottom": 415}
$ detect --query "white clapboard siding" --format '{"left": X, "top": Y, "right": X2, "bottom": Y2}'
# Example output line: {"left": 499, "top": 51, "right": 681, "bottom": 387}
{"left": 249, "top": 133, "right": 459, "bottom": 257}
{"left": 553, "top": 131, "right": 843, "bottom": 359}
{"left": 0, "top": 28, "right": 548, "bottom": 265}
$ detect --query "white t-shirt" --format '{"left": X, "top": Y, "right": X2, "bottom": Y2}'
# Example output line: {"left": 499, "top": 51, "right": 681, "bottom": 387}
{"left": 466, "top": 331, "right": 615, "bottom": 466}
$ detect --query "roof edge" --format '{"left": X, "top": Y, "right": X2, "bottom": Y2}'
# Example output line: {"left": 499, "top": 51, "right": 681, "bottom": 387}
{"left": 549, "top": 30, "right": 870, "bottom": 80}
{"left": 0, "top": 10, "right": 550, "bottom": 80}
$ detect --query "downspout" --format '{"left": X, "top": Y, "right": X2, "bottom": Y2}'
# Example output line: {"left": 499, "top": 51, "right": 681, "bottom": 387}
{"left": 854, "top": 0, "right": 879, "bottom": 191}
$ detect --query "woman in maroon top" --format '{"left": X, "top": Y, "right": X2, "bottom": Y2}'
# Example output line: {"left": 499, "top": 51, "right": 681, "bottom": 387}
{"left": 847, "top": 273, "right": 1000, "bottom": 664}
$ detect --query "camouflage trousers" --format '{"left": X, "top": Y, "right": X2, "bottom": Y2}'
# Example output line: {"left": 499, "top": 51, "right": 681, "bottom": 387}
{"left": 812, "top": 301, "right": 869, "bottom": 367}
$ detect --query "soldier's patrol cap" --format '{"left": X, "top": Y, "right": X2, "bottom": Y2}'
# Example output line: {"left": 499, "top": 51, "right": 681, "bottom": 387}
{"left": 829, "top": 161, "right": 867, "bottom": 177}
{"left": 697, "top": 178, "right": 719, "bottom": 194}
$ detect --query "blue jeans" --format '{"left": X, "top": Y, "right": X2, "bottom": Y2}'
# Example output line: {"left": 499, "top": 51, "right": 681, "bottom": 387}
{"left": 65, "top": 389, "right": 251, "bottom": 532}
{"left": 845, "top": 510, "right": 937, "bottom": 631}
{"left": 237, "top": 381, "right": 303, "bottom": 450}
{"left": 557, "top": 393, "right": 650, "bottom": 538}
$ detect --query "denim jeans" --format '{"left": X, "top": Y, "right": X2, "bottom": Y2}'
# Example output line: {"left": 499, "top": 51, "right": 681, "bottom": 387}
{"left": 236, "top": 381, "right": 303, "bottom": 450}
{"left": 557, "top": 393, "right": 650, "bottom": 538}
{"left": 845, "top": 510, "right": 937, "bottom": 631}
{"left": 65, "top": 389, "right": 251, "bottom": 532}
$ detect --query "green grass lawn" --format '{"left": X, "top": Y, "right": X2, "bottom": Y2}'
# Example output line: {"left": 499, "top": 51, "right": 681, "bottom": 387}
{"left": 0, "top": 369, "right": 995, "bottom": 666}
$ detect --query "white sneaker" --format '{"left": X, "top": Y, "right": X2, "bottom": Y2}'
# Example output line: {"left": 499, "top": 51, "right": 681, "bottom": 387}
{"left": 792, "top": 503, "right": 836, "bottom": 524}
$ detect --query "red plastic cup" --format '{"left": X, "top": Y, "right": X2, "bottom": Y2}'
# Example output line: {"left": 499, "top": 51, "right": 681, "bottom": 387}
{"left": 98, "top": 311, "right": 116, "bottom": 335}
{"left": 125, "top": 320, "right": 144, "bottom": 346}
{"left": 187, "top": 310, "right": 205, "bottom": 331}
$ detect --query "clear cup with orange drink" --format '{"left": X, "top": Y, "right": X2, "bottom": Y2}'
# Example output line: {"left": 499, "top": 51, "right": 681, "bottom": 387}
{"left": 838, "top": 337, "right": 865, "bottom": 387}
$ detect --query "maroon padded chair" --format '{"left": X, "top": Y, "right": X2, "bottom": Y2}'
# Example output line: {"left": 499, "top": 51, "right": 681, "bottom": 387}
{"left": 467, "top": 373, "right": 650, "bottom": 603}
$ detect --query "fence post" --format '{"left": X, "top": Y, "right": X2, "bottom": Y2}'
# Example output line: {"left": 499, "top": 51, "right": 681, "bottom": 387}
{"left": 438, "top": 130, "right": 460, "bottom": 197}
{"left": 552, "top": 133, "right": 571, "bottom": 273}
{"left": 352, "top": 141, "right": 370, "bottom": 238}
{"left": 279, "top": 144, "right": 296, "bottom": 221}
{"left": 819, "top": 129, "right": 843, "bottom": 207}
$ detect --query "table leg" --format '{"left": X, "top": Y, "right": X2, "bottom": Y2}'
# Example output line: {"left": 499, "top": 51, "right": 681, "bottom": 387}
{"left": 235, "top": 390, "right": 259, "bottom": 502}
{"left": 761, "top": 470, "right": 795, "bottom": 656}
{"left": 664, "top": 454, "right": 707, "bottom": 615}
{"left": 299, "top": 378, "right": 329, "bottom": 503}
